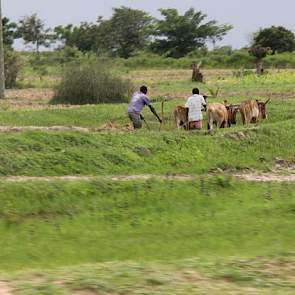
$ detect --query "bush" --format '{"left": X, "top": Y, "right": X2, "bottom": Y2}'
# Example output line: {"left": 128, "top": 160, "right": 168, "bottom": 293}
{"left": 52, "top": 61, "right": 134, "bottom": 105}
{"left": 4, "top": 49, "right": 22, "bottom": 89}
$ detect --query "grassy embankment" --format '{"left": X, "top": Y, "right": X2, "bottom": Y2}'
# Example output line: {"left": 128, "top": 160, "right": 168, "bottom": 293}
{"left": 0, "top": 69, "right": 294, "bottom": 293}
{"left": 0, "top": 71, "right": 295, "bottom": 176}
{"left": 0, "top": 178, "right": 295, "bottom": 294}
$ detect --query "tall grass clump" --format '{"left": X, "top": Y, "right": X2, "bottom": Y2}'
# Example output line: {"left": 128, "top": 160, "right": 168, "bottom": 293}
{"left": 52, "top": 61, "right": 134, "bottom": 104}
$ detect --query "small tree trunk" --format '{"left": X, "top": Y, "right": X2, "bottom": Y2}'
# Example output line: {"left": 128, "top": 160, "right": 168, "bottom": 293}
{"left": 255, "top": 59, "right": 264, "bottom": 75}
{"left": 191, "top": 63, "right": 203, "bottom": 82}
{"left": 0, "top": 0, "right": 5, "bottom": 99}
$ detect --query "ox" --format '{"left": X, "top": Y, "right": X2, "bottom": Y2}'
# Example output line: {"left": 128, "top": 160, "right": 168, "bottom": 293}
{"left": 174, "top": 95, "right": 208, "bottom": 130}
{"left": 240, "top": 99, "right": 270, "bottom": 125}
{"left": 224, "top": 100, "right": 240, "bottom": 127}
{"left": 174, "top": 106, "right": 189, "bottom": 130}
{"left": 207, "top": 103, "right": 229, "bottom": 132}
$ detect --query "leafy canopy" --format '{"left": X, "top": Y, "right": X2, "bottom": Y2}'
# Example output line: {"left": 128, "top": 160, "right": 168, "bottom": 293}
{"left": 96, "top": 7, "right": 153, "bottom": 58}
{"left": 54, "top": 7, "right": 153, "bottom": 58}
{"left": 151, "top": 8, "right": 232, "bottom": 58}
{"left": 17, "top": 13, "right": 52, "bottom": 52}
{"left": 2, "top": 17, "right": 18, "bottom": 49}
{"left": 253, "top": 26, "right": 295, "bottom": 53}
{"left": 54, "top": 23, "right": 98, "bottom": 52}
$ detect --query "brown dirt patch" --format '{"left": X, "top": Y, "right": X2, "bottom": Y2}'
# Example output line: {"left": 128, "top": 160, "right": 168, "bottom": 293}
{"left": 274, "top": 157, "right": 295, "bottom": 172}
{"left": 0, "top": 282, "right": 12, "bottom": 295}
{"left": 235, "top": 173, "right": 295, "bottom": 182}
{"left": 5, "top": 88, "right": 53, "bottom": 105}
{"left": 72, "top": 290, "right": 98, "bottom": 295}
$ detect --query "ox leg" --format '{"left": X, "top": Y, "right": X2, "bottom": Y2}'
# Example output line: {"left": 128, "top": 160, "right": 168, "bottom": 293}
{"left": 220, "top": 121, "right": 226, "bottom": 128}
{"left": 241, "top": 113, "right": 246, "bottom": 125}
{"left": 176, "top": 119, "right": 181, "bottom": 129}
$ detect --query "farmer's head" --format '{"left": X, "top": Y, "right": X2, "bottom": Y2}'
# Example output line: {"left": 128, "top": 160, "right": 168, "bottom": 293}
{"left": 140, "top": 85, "right": 148, "bottom": 94}
{"left": 192, "top": 88, "right": 199, "bottom": 95}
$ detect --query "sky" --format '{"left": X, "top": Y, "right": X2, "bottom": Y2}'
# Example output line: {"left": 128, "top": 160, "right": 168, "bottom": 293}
{"left": 3, "top": 0, "right": 295, "bottom": 49}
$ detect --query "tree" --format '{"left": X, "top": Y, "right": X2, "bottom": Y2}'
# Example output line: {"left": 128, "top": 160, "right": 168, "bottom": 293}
{"left": 17, "top": 13, "right": 52, "bottom": 52}
{"left": 4, "top": 48, "right": 22, "bottom": 88}
{"left": 54, "top": 22, "right": 98, "bottom": 52}
{"left": 54, "top": 7, "right": 153, "bottom": 58}
{"left": 0, "top": 0, "right": 5, "bottom": 98}
{"left": 2, "top": 17, "right": 18, "bottom": 49}
{"left": 253, "top": 26, "right": 295, "bottom": 53}
{"left": 151, "top": 8, "right": 232, "bottom": 58}
{"left": 95, "top": 7, "right": 153, "bottom": 58}
{"left": 249, "top": 45, "right": 271, "bottom": 75}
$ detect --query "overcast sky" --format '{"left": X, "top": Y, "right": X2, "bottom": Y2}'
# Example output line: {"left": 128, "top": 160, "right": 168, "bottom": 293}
{"left": 3, "top": 0, "right": 295, "bottom": 49}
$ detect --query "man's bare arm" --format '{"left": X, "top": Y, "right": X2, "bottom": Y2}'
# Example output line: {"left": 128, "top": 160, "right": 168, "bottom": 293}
{"left": 148, "top": 105, "right": 162, "bottom": 123}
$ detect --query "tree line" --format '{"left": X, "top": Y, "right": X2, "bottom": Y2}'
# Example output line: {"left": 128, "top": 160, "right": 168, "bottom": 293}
{"left": 2, "top": 5, "right": 295, "bottom": 81}
{"left": 4, "top": 6, "right": 295, "bottom": 60}
{"left": 5, "top": 7, "right": 233, "bottom": 58}
{"left": 2, "top": 7, "right": 232, "bottom": 58}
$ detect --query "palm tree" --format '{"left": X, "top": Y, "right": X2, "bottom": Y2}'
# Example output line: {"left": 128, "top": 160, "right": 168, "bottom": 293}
{"left": 0, "top": 0, "right": 5, "bottom": 98}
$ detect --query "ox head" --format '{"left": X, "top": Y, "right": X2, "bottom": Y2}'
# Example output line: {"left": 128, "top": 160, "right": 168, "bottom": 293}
{"left": 202, "top": 95, "right": 208, "bottom": 112}
{"left": 256, "top": 98, "right": 270, "bottom": 119}
{"left": 224, "top": 100, "right": 239, "bottom": 126}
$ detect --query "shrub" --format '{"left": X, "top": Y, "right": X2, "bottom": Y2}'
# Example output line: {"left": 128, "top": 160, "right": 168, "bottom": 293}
{"left": 4, "top": 49, "right": 22, "bottom": 89}
{"left": 53, "top": 46, "right": 83, "bottom": 64}
{"left": 52, "top": 61, "right": 134, "bottom": 104}
{"left": 29, "top": 53, "right": 49, "bottom": 81}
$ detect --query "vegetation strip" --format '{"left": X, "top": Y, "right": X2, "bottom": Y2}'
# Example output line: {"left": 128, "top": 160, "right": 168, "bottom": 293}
{"left": 1, "top": 173, "right": 295, "bottom": 183}
{"left": 2, "top": 255, "right": 295, "bottom": 295}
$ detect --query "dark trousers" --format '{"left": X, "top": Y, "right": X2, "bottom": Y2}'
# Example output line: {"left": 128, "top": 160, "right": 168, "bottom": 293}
{"left": 128, "top": 112, "right": 142, "bottom": 129}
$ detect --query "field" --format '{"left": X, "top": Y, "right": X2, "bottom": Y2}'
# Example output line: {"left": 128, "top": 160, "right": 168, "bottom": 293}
{"left": 0, "top": 66, "right": 295, "bottom": 294}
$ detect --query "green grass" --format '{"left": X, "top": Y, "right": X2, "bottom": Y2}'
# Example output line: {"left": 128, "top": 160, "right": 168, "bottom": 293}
{"left": 0, "top": 92, "right": 295, "bottom": 128}
{"left": 0, "top": 115, "right": 293, "bottom": 176}
{"left": 0, "top": 178, "right": 294, "bottom": 273}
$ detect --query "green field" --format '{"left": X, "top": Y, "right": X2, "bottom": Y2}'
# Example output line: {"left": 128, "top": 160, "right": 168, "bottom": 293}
{"left": 0, "top": 68, "right": 295, "bottom": 294}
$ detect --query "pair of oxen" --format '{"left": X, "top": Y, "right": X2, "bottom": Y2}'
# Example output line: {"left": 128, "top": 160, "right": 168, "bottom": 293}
{"left": 174, "top": 98, "right": 271, "bottom": 131}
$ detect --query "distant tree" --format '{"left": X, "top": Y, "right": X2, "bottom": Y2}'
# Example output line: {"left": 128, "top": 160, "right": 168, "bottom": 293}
{"left": 4, "top": 47, "right": 22, "bottom": 88}
{"left": 96, "top": 7, "right": 153, "bottom": 58}
{"left": 249, "top": 45, "right": 272, "bottom": 75}
{"left": 2, "top": 17, "right": 18, "bottom": 48}
{"left": 253, "top": 26, "right": 295, "bottom": 53}
{"left": 54, "top": 24, "right": 74, "bottom": 47}
{"left": 17, "top": 13, "right": 52, "bottom": 52}
{"left": 151, "top": 8, "right": 232, "bottom": 58}
{"left": 54, "top": 22, "right": 98, "bottom": 52}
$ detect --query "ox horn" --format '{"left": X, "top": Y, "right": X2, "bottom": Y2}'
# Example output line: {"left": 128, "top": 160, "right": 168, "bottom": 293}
{"left": 265, "top": 98, "right": 271, "bottom": 104}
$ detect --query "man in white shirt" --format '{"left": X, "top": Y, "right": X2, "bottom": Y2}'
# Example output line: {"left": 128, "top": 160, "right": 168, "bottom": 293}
{"left": 185, "top": 88, "right": 207, "bottom": 130}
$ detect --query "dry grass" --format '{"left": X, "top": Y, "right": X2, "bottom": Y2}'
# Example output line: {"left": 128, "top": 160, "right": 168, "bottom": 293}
{"left": 3, "top": 69, "right": 295, "bottom": 111}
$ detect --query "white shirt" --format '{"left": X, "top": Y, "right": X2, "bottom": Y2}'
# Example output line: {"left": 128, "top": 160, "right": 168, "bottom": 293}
{"left": 185, "top": 94, "right": 206, "bottom": 122}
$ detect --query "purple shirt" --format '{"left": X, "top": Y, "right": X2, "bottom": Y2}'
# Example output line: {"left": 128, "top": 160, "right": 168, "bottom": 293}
{"left": 128, "top": 91, "right": 151, "bottom": 113}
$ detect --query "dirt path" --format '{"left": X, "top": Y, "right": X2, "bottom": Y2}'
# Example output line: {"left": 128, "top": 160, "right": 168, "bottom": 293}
{"left": 0, "top": 282, "right": 12, "bottom": 295}
{"left": 235, "top": 173, "right": 295, "bottom": 182}
{"left": 0, "top": 124, "right": 133, "bottom": 133}
{"left": 2, "top": 174, "right": 194, "bottom": 183}
{"left": 1, "top": 173, "right": 295, "bottom": 183}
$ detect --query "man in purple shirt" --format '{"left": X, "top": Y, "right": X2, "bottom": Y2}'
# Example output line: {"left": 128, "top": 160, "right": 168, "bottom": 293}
{"left": 128, "top": 86, "right": 162, "bottom": 129}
